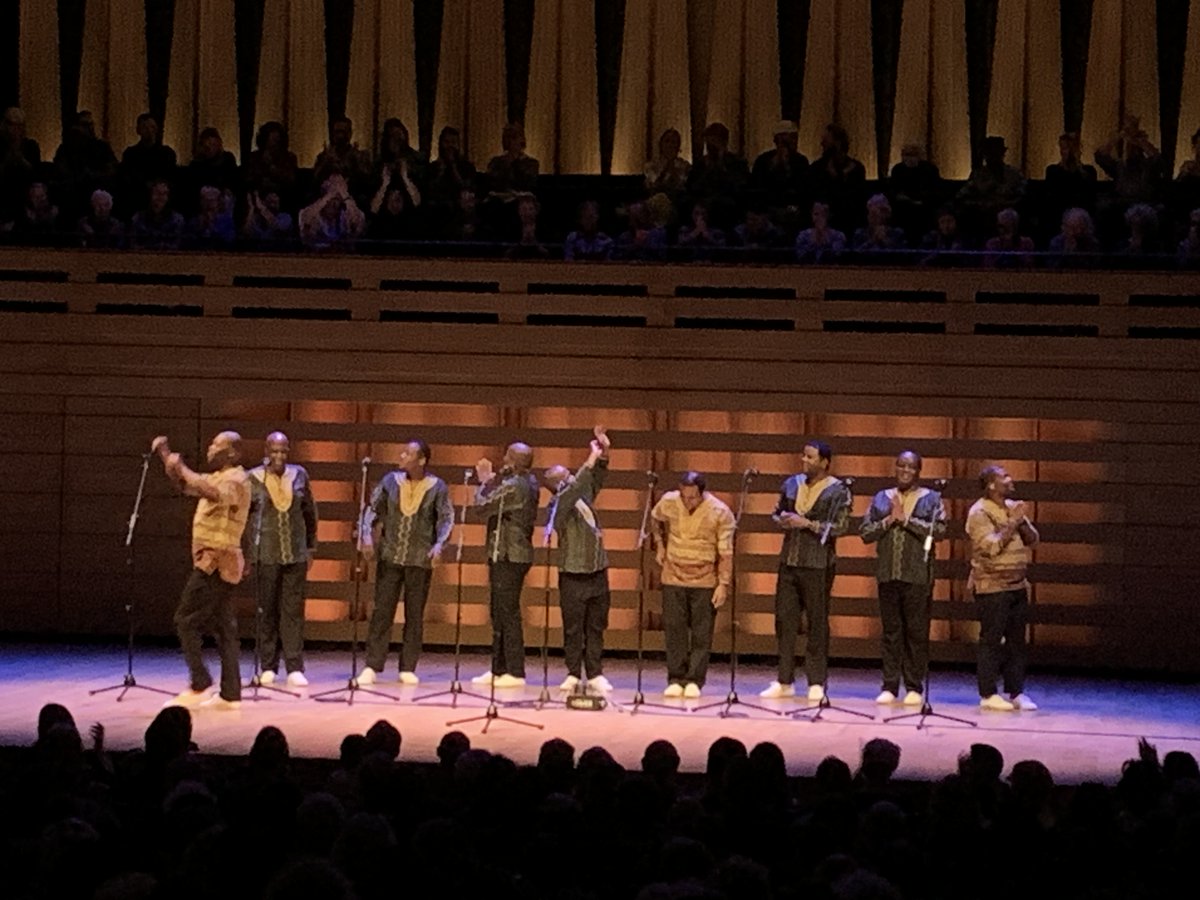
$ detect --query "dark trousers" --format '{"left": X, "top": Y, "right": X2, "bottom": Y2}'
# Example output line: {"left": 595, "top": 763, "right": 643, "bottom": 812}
{"left": 559, "top": 570, "right": 611, "bottom": 679}
{"left": 257, "top": 562, "right": 307, "bottom": 673}
{"left": 489, "top": 561, "right": 530, "bottom": 677}
{"left": 662, "top": 585, "right": 715, "bottom": 686}
{"left": 976, "top": 588, "right": 1029, "bottom": 698}
{"left": 175, "top": 568, "right": 242, "bottom": 701}
{"left": 366, "top": 561, "right": 433, "bottom": 673}
{"left": 775, "top": 564, "right": 834, "bottom": 686}
{"left": 877, "top": 580, "right": 931, "bottom": 694}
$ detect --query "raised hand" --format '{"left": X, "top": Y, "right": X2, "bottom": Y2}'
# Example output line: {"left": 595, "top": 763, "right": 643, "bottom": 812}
{"left": 475, "top": 457, "right": 495, "bottom": 483}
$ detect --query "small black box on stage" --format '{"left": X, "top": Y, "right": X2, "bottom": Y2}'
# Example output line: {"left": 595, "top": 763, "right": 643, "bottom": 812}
{"left": 566, "top": 693, "right": 607, "bottom": 711}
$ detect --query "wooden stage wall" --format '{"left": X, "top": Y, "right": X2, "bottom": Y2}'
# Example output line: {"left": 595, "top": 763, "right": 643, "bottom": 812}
{"left": 1, "top": 249, "right": 1198, "bottom": 674}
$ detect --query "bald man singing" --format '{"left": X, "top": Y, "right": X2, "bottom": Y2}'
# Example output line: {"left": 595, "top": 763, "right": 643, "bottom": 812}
{"left": 152, "top": 430, "right": 251, "bottom": 710}
{"left": 247, "top": 432, "right": 319, "bottom": 687}
{"left": 472, "top": 441, "right": 540, "bottom": 688}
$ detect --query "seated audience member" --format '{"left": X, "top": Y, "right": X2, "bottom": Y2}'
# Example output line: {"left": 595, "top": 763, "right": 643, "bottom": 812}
{"left": 243, "top": 121, "right": 299, "bottom": 204}
{"left": 794, "top": 200, "right": 846, "bottom": 263}
{"left": 1177, "top": 127, "right": 1200, "bottom": 181}
{"left": 1, "top": 107, "right": 42, "bottom": 225}
{"left": 921, "top": 207, "right": 965, "bottom": 252}
{"left": 983, "top": 207, "right": 1035, "bottom": 268}
{"left": 299, "top": 175, "right": 366, "bottom": 251}
{"left": 644, "top": 128, "right": 691, "bottom": 199}
{"left": 677, "top": 201, "right": 727, "bottom": 260}
{"left": 241, "top": 191, "right": 294, "bottom": 245}
{"left": 369, "top": 157, "right": 421, "bottom": 225}
{"left": 563, "top": 200, "right": 613, "bottom": 261}
{"left": 809, "top": 123, "right": 867, "bottom": 235}
{"left": 1118, "top": 203, "right": 1162, "bottom": 260}
{"left": 1178, "top": 208, "right": 1200, "bottom": 268}
{"left": 78, "top": 189, "right": 125, "bottom": 248}
{"left": 505, "top": 195, "right": 548, "bottom": 259}
{"left": 1094, "top": 115, "right": 1167, "bottom": 239}
{"left": 187, "top": 185, "right": 235, "bottom": 247}
{"left": 131, "top": 179, "right": 185, "bottom": 250}
{"left": 888, "top": 142, "right": 942, "bottom": 241}
{"left": 1046, "top": 207, "right": 1100, "bottom": 266}
{"left": 688, "top": 122, "right": 749, "bottom": 228}
{"left": 367, "top": 185, "right": 419, "bottom": 244}
{"left": 451, "top": 188, "right": 482, "bottom": 242}
{"left": 957, "top": 135, "right": 1025, "bottom": 238}
{"left": 53, "top": 109, "right": 118, "bottom": 216}
{"left": 750, "top": 120, "right": 809, "bottom": 218}
{"left": 613, "top": 201, "right": 667, "bottom": 261}
{"left": 10, "top": 181, "right": 60, "bottom": 240}
{"left": 484, "top": 122, "right": 540, "bottom": 237}
{"left": 313, "top": 116, "right": 373, "bottom": 202}
{"left": 375, "top": 118, "right": 426, "bottom": 200}
{"left": 1173, "top": 127, "right": 1200, "bottom": 228}
{"left": 185, "top": 127, "right": 240, "bottom": 208}
{"left": 426, "top": 126, "right": 476, "bottom": 238}
{"left": 852, "top": 193, "right": 907, "bottom": 252}
{"left": 118, "top": 113, "right": 177, "bottom": 215}
{"left": 733, "top": 206, "right": 786, "bottom": 254}
{"left": 1044, "top": 132, "right": 1097, "bottom": 219}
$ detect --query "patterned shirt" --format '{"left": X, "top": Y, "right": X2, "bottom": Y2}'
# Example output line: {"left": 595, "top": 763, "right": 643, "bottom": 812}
{"left": 966, "top": 497, "right": 1040, "bottom": 594}
{"left": 191, "top": 466, "right": 251, "bottom": 583}
{"left": 859, "top": 486, "right": 947, "bottom": 584}
{"left": 474, "top": 471, "right": 540, "bottom": 564}
{"left": 651, "top": 491, "right": 735, "bottom": 588}
{"left": 248, "top": 464, "right": 319, "bottom": 566}
{"left": 364, "top": 471, "right": 454, "bottom": 569}
{"left": 550, "top": 459, "right": 609, "bottom": 574}
{"left": 772, "top": 474, "right": 851, "bottom": 569}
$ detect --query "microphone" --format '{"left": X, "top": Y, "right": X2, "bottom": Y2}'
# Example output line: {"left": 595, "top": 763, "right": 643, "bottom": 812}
{"left": 743, "top": 467, "right": 759, "bottom": 480}
{"left": 463, "top": 468, "right": 474, "bottom": 482}
{"left": 646, "top": 470, "right": 658, "bottom": 484}
{"left": 841, "top": 476, "right": 855, "bottom": 488}
{"left": 361, "top": 456, "right": 371, "bottom": 468}
{"left": 932, "top": 478, "right": 948, "bottom": 492}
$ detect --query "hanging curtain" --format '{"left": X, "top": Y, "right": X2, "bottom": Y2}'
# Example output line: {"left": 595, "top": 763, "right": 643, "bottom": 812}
{"left": 78, "top": 0, "right": 150, "bottom": 148}
{"left": 703, "top": 0, "right": 782, "bottom": 159}
{"left": 346, "top": 0, "right": 418, "bottom": 162}
{"left": 611, "top": 0, "right": 692, "bottom": 175}
{"left": 525, "top": 0, "right": 600, "bottom": 174}
{"left": 433, "top": 0, "right": 506, "bottom": 168}
{"left": 1177, "top": 0, "right": 1200, "bottom": 171}
{"left": 165, "top": 0, "right": 239, "bottom": 162}
{"left": 18, "top": 0, "right": 62, "bottom": 152}
{"left": 253, "top": 0, "right": 328, "bottom": 167}
{"left": 929, "top": 0, "right": 972, "bottom": 179}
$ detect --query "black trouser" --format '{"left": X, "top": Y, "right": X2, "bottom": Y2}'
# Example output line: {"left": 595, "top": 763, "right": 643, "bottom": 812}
{"left": 774, "top": 564, "right": 835, "bottom": 686}
{"left": 662, "top": 585, "right": 715, "bottom": 687}
{"left": 558, "top": 570, "right": 611, "bottom": 679}
{"left": 975, "top": 588, "right": 1029, "bottom": 698}
{"left": 877, "top": 579, "right": 931, "bottom": 694}
{"left": 489, "top": 561, "right": 530, "bottom": 677}
{"left": 258, "top": 561, "right": 307, "bottom": 674}
{"left": 366, "top": 561, "right": 433, "bottom": 673}
{"left": 175, "top": 568, "right": 242, "bottom": 701}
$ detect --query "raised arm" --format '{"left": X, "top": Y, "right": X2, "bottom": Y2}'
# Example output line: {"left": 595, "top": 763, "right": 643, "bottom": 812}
{"left": 151, "top": 436, "right": 220, "bottom": 501}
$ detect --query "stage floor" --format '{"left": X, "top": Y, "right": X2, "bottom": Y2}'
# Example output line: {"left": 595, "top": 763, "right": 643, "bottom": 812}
{"left": 3, "top": 643, "right": 1198, "bottom": 785}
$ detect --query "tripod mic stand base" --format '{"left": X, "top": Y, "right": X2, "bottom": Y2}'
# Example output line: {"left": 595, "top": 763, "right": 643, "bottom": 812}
{"left": 311, "top": 678, "right": 402, "bottom": 705}
{"left": 691, "top": 690, "right": 786, "bottom": 718}
{"left": 789, "top": 695, "right": 875, "bottom": 722}
{"left": 445, "top": 702, "right": 545, "bottom": 734}
{"left": 89, "top": 673, "right": 175, "bottom": 702}
{"left": 885, "top": 702, "right": 977, "bottom": 729}
{"left": 241, "top": 673, "right": 302, "bottom": 700}
{"left": 411, "top": 680, "right": 496, "bottom": 708}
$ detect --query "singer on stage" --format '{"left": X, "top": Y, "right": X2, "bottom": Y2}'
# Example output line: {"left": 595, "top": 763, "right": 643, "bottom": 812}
{"left": 859, "top": 451, "right": 946, "bottom": 706}
{"left": 967, "top": 465, "right": 1040, "bottom": 711}
{"left": 247, "top": 431, "right": 319, "bottom": 687}
{"left": 543, "top": 428, "right": 613, "bottom": 694}
{"left": 152, "top": 431, "right": 250, "bottom": 710}
{"left": 760, "top": 440, "right": 850, "bottom": 703}
{"left": 472, "top": 442, "right": 539, "bottom": 688}
{"left": 358, "top": 440, "right": 454, "bottom": 685}
{"left": 651, "top": 472, "right": 735, "bottom": 698}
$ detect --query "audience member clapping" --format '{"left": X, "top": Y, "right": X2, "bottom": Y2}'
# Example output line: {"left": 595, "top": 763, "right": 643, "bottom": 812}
{"left": 563, "top": 200, "right": 614, "bottom": 261}
{"left": 243, "top": 121, "right": 299, "bottom": 203}
{"left": 187, "top": 185, "right": 235, "bottom": 247}
{"left": 614, "top": 200, "right": 667, "bottom": 261}
{"left": 241, "top": 190, "right": 294, "bottom": 245}
{"left": 427, "top": 126, "right": 477, "bottom": 238}
{"left": 983, "top": 207, "right": 1034, "bottom": 268}
{"left": 852, "top": 194, "right": 907, "bottom": 252}
{"left": 795, "top": 200, "right": 846, "bottom": 263}
{"left": 300, "top": 174, "right": 366, "bottom": 251}
{"left": 131, "top": 178, "right": 185, "bottom": 250}
{"left": 1047, "top": 207, "right": 1100, "bottom": 266}
{"left": 678, "top": 200, "right": 727, "bottom": 260}
{"left": 645, "top": 127, "right": 691, "bottom": 199}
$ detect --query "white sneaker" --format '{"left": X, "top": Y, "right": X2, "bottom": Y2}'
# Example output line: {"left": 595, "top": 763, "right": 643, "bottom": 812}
{"left": 471, "top": 670, "right": 494, "bottom": 685}
{"left": 357, "top": 667, "right": 377, "bottom": 685}
{"left": 980, "top": 693, "right": 1016, "bottom": 711}
{"left": 875, "top": 690, "right": 897, "bottom": 704}
{"left": 683, "top": 683, "right": 701, "bottom": 698}
{"left": 397, "top": 671, "right": 419, "bottom": 685}
{"left": 286, "top": 671, "right": 308, "bottom": 687}
{"left": 559, "top": 675, "right": 581, "bottom": 692}
{"left": 759, "top": 681, "right": 795, "bottom": 699}
{"left": 587, "top": 675, "right": 613, "bottom": 693}
{"left": 663, "top": 683, "right": 684, "bottom": 698}
{"left": 1010, "top": 693, "right": 1038, "bottom": 711}
{"left": 493, "top": 674, "right": 526, "bottom": 688}
{"left": 259, "top": 670, "right": 276, "bottom": 685}
{"left": 807, "top": 684, "right": 826, "bottom": 703}
{"left": 902, "top": 690, "right": 923, "bottom": 706}
{"left": 163, "top": 689, "right": 210, "bottom": 709}
{"left": 199, "top": 695, "right": 242, "bottom": 711}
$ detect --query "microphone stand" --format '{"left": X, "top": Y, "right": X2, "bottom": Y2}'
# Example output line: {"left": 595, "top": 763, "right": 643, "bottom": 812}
{"left": 313, "top": 458, "right": 400, "bottom": 705}
{"left": 887, "top": 478, "right": 976, "bottom": 729}
{"left": 693, "top": 469, "right": 785, "bottom": 718}
{"left": 91, "top": 453, "right": 174, "bottom": 700}
{"left": 413, "top": 469, "right": 494, "bottom": 708}
{"left": 533, "top": 493, "right": 566, "bottom": 709}
{"left": 613, "top": 471, "right": 679, "bottom": 715}
{"left": 790, "top": 477, "right": 873, "bottom": 723}
{"left": 243, "top": 474, "right": 300, "bottom": 700}
{"left": 447, "top": 469, "right": 543, "bottom": 732}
